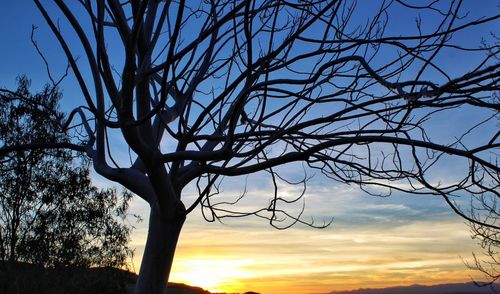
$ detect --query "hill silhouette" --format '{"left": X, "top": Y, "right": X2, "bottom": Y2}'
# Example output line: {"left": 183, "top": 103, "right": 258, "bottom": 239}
{"left": 0, "top": 261, "right": 212, "bottom": 294}
{"left": 328, "top": 282, "right": 499, "bottom": 294}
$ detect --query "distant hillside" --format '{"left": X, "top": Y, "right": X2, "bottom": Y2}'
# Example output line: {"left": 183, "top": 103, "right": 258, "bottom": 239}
{"left": 0, "top": 261, "right": 213, "bottom": 294}
{"left": 329, "top": 282, "right": 499, "bottom": 294}
{"left": 162, "top": 282, "right": 212, "bottom": 294}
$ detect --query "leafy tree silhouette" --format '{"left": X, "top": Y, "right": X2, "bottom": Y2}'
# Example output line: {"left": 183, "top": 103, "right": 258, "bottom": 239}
{"left": 0, "top": 77, "right": 135, "bottom": 292}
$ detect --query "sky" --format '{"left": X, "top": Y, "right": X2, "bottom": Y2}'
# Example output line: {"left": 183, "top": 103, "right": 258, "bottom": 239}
{"left": 0, "top": 1, "right": 498, "bottom": 294}
{"left": 153, "top": 188, "right": 483, "bottom": 293}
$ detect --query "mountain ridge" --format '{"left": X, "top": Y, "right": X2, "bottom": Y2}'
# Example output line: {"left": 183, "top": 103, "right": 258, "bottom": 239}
{"left": 327, "top": 282, "right": 499, "bottom": 294}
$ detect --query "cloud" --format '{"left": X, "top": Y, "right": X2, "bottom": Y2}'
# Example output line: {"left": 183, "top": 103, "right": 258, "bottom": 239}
{"left": 126, "top": 155, "right": 483, "bottom": 294}
{"left": 154, "top": 209, "right": 480, "bottom": 293}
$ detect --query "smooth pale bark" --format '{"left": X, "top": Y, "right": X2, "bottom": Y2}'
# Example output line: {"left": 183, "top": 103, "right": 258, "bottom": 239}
{"left": 135, "top": 207, "right": 185, "bottom": 294}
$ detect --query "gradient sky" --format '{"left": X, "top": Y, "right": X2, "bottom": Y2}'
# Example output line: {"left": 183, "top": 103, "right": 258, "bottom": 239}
{"left": 142, "top": 186, "right": 482, "bottom": 293}
{"left": 0, "top": 1, "right": 497, "bottom": 293}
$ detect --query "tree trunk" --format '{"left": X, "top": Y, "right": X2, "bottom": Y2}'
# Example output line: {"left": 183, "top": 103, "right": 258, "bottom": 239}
{"left": 135, "top": 207, "right": 185, "bottom": 294}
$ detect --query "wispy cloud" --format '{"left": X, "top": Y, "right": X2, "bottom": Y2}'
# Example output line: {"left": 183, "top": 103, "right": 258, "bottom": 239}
{"left": 124, "top": 169, "right": 482, "bottom": 293}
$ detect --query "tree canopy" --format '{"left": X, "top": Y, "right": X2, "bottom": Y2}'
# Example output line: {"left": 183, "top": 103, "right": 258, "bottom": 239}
{"left": 0, "top": 77, "right": 134, "bottom": 269}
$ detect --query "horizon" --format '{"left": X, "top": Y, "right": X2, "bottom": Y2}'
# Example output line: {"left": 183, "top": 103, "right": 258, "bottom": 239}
{"left": 0, "top": 1, "right": 498, "bottom": 294}
{"left": 127, "top": 185, "right": 484, "bottom": 293}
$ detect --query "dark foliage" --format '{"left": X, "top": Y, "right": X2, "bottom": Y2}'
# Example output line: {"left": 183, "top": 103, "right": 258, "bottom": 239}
{"left": 0, "top": 261, "right": 135, "bottom": 294}
{"left": 0, "top": 261, "right": 217, "bottom": 294}
{"left": 0, "top": 77, "right": 134, "bottom": 269}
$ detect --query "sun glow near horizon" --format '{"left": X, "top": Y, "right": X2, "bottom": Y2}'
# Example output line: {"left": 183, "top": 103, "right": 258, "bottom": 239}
{"left": 170, "top": 258, "right": 257, "bottom": 293}
{"left": 127, "top": 194, "right": 485, "bottom": 294}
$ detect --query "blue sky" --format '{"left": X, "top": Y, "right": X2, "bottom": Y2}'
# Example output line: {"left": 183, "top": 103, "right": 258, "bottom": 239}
{"left": 0, "top": 1, "right": 498, "bottom": 293}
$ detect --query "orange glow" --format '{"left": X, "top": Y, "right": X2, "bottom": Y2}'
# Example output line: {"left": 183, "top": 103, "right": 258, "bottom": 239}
{"left": 170, "top": 258, "right": 256, "bottom": 293}
{"left": 128, "top": 200, "right": 484, "bottom": 294}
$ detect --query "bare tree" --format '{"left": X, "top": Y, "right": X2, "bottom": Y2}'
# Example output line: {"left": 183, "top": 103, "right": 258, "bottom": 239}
{"left": 466, "top": 193, "right": 500, "bottom": 285}
{"left": 1, "top": 1, "right": 499, "bottom": 293}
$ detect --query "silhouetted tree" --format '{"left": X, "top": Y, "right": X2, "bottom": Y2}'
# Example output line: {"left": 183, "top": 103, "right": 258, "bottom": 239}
{"left": 0, "top": 77, "right": 134, "bottom": 269}
{"left": 1, "top": 1, "right": 499, "bottom": 293}
{"left": 467, "top": 193, "right": 500, "bottom": 286}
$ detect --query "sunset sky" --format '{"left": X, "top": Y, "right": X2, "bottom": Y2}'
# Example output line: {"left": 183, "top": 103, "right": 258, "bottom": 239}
{"left": 138, "top": 186, "right": 482, "bottom": 293}
{"left": 0, "top": 1, "right": 498, "bottom": 294}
